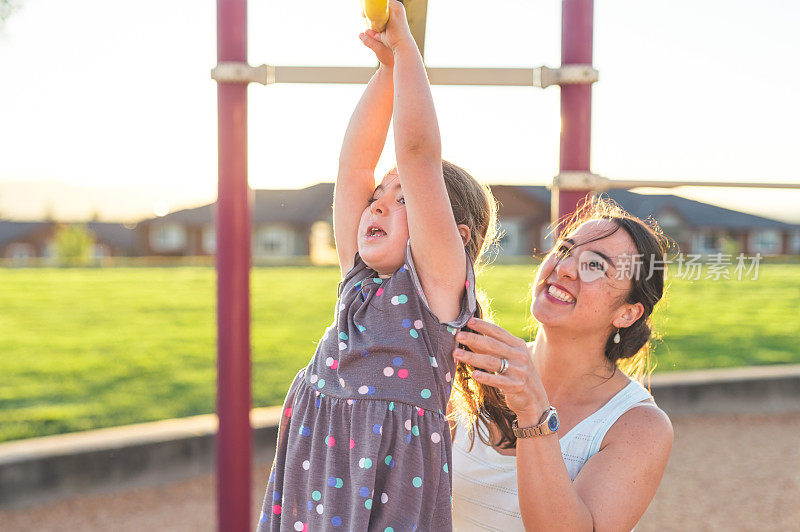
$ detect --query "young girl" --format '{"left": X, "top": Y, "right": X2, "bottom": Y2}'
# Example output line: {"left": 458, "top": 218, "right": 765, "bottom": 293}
{"left": 258, "top": 1, "right": 496, "bottom": 530}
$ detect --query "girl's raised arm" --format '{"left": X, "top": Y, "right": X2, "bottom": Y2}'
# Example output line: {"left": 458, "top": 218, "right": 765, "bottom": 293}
{"left": 381, "top": 1, "right": 467, "bottom": 322}
{"left": 334, "top": 32, "right": 394, "bottom": 276}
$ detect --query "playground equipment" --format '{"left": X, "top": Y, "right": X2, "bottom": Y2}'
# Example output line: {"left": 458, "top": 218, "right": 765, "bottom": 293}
{"left": 211, "top": 2, "right": 598, "bottom": 527}
{"left": 211, "top": 1, "right": 798, "bottom": 530}
{"left": 362, "top": 0, "right": 390, "bottom": 32}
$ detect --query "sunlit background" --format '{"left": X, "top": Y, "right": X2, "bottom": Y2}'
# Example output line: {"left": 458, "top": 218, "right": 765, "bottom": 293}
{"left": 1, "top": 0, "right": 798, "bottom": 222}
{"left": 1, "top": 2, "right": 800, "bottom": 529}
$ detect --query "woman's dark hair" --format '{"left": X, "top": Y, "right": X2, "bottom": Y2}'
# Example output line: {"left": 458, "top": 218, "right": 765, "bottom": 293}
{"left": 452, "top": 194, "right": 676, "bottom": 451}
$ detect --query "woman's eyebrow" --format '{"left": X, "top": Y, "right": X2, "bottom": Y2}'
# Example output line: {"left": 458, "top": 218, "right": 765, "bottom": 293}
{"left": 591, "top": 249, "right": 617, "bottom": 270}
{"left": 564, "top": 237, "right": 617, "bottom": 269}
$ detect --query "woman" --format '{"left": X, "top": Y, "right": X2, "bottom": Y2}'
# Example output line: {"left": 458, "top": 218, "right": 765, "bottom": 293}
{"left": 449, "top": 198, "right": 674, "bottom": 531}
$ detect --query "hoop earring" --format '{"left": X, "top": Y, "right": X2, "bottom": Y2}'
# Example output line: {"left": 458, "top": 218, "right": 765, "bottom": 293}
{"left": 613, "top": 328, "right": 621, "bottom": 344}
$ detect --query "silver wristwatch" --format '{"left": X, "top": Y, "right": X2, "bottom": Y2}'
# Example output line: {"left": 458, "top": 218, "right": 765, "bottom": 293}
{"left": 512, "top": 406, "right": 560, "bottom": 438}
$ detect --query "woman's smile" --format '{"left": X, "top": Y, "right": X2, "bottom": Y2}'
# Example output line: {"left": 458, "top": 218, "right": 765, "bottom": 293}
{"left": 545, "top": 282, "right": 577, "bottom": 304}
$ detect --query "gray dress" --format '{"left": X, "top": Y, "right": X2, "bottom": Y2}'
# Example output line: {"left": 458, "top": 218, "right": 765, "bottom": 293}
{"left": 258, "top": 241, "right": 476, "bottom": 531}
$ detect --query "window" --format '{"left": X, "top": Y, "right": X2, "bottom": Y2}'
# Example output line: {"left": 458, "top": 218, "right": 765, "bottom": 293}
{"left": 655, "top": 210, "right": 690, "bottom": 246}
{"left": 93, "top": 243, "right": 110, "bottom": 258}
{"left": 791, "top": 230, "right": 800, "bottom": 254}
{"left": 255, "top": 225, "right": 294, "bottom": 256}
{"left": 150, "top": 223, "right": 187, "bottom": 252}
{"left": 42, "top": 241, "right": 56, "bottom": 258}
{"left": 751, "top": 229, "right": 781, "bottom": 255}
{"left": 497, "top": 219, "right": 522, "bottom": 256}
{"left": 6, "top": 243, "right": 35, "bottom": 259}
{"left": 202, "top": 224, "right": 216, "bottom": 254}
{"left": 657, "top": 212, "right": 682, "bottom": 230}
{"left": 540, "top": 224, "right": 555, "bottom": 253}
{"left": 701, "top": 232, "right": 717, "bottom": 251}
{"left": 693, "top": 229, "right": 719, "bottom": 254}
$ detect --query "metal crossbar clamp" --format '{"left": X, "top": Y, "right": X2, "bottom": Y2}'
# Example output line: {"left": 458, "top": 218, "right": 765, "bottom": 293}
{"left": 533, "top": 64, "right": 599, "bottom": 88}
{"left": 211, "top": 62, "right": 275, "bottom": 85}
{"left": 552, "top": 172, "right": 609, "bottom": 191}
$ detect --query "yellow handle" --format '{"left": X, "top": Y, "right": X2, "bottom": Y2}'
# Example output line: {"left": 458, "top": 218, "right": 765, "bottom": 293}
{"left": 362, "top": 0, "right": 390, "bottom": 33}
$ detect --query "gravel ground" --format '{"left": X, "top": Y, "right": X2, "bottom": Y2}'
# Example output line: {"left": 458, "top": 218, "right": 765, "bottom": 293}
{"left": 1, "top": 411, "right": 798, "bottom": 531}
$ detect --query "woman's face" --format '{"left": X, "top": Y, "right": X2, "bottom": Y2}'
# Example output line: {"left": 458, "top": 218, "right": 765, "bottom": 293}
{"left": 531, "top": 219, "right": 642, "bottom": 334}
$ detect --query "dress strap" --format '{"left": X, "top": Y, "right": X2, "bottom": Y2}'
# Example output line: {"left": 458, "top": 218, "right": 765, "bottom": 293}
{"left": 403, "top": 240, "right": 477, "bottom": 328}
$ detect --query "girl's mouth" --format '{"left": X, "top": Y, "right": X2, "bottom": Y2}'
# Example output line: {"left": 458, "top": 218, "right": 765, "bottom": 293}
{"left": 365, "top": 225, "right": 387, "bottom": 238}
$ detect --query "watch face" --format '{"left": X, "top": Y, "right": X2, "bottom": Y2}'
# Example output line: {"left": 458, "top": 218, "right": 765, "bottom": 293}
{"left": 548, "top": 411, "right": 560, "bottom": 432}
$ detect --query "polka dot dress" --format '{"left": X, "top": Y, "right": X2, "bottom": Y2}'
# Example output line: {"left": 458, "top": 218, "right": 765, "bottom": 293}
{"left": 258, "top": 241, "right": 476, "bottom": 531}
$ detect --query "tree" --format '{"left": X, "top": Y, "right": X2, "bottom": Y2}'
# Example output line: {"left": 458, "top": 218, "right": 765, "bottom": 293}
{"left": 55, "top": 223, "right": 94, "bottom": 266}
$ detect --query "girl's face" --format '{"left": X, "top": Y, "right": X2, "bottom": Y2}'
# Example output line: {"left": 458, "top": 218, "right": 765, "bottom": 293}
{"left": 357, "top": 171, "right": 410, "bottom": 276}
{"left": 531, "top": 219, "right": 641, "bottom": 334}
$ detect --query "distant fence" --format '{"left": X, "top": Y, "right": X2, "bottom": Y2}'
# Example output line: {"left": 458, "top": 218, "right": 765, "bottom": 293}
{"left": 2, "top": 254, "right": 799, "bottom": 269}
{"left": 0, "top": 255, "right": 313, "bottom": 268}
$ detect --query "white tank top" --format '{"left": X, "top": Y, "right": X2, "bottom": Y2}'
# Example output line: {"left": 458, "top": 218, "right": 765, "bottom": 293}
{"left": 451, "top": 379, "right": 654, "bottom": 531}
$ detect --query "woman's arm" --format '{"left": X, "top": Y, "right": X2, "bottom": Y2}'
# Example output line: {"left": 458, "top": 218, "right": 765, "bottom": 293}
{"left": 513, "top": 405, "right": 672, "bottom": 531}
{"left": 570, "top": 405, "right": 673, "bottom": 531}
{"left": 454, "top": 318, "right": 674, "bottom": 531}
{"left": 334, "top": 33, "right": 394, "bottom": 276}
{"left": 378, "top": 1, "right": 466, "bottom": 321}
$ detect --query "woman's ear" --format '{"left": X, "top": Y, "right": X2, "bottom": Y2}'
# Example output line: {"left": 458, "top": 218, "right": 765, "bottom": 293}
{"left": 457, "top": 224, "right": 472, "bottom": 247}
{"left": 613, "top": 302, "right": 644, "bottom": 328}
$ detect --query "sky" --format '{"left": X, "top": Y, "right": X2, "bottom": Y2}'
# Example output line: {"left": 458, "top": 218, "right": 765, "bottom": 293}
{"left": 0, "top": 0, "right": 798, "bottom": 222}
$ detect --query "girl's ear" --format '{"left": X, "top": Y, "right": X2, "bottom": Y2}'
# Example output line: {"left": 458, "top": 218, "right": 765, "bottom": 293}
{"left": 457, "top": 224, "right": 472, "bottom": 247}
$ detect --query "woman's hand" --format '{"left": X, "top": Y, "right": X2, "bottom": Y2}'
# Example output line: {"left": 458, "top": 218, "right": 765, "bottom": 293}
{"left": 455, "top": 317, "right": 551, "bottom": 422}
{"left": 359, "top": 29, "right": 394, "bottom": 69}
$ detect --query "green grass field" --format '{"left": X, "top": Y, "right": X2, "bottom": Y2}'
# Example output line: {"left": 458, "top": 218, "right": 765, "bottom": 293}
{"left": 1, "top": 263, "right": 799, "bottom": 443}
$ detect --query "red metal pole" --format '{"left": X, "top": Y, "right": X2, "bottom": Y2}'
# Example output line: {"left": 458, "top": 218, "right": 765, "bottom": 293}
{"left": 216, "top": 0, "right": 251, "bottom": 531}
{"left": 556, "top": 0, "right": 594, "bottom": 225}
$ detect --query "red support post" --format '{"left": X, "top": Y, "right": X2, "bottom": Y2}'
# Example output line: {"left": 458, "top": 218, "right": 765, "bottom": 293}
{"left": 556, "top": 0, "right": 594, "bottom": 226}
{"left": 216, "top": 0, "right": 252, "bottom": 531}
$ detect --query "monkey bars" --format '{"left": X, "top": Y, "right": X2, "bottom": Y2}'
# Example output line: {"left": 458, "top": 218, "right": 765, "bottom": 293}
{"left": 212, "top": 63, "right": 599, "bottom": 87}
{"left": 212, "top": 1, "right": 597, "bottom": 530}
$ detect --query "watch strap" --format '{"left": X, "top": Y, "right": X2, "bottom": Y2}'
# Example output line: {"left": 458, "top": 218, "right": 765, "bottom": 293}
{"left": 513, "top": 406, "right": 558, "bottom": 438}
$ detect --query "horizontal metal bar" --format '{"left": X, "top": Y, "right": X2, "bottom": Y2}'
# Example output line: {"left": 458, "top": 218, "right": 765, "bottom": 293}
{"left": 272, "top": 66, "right": 375, "bottom": 84}
{"left": 610, "top": 179, "right": 800, "bottom": 190}
{"left": 269, "top": 66, "right": 538, "bottom": 86}
{"left": 427, "top": 67, "right": 536, "bottom": 86}
{"left": 553, "top": 172, "right": 800, "bottom": 191}
{"left": 214, "top": 64, "right": 602, "bottom": 87}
